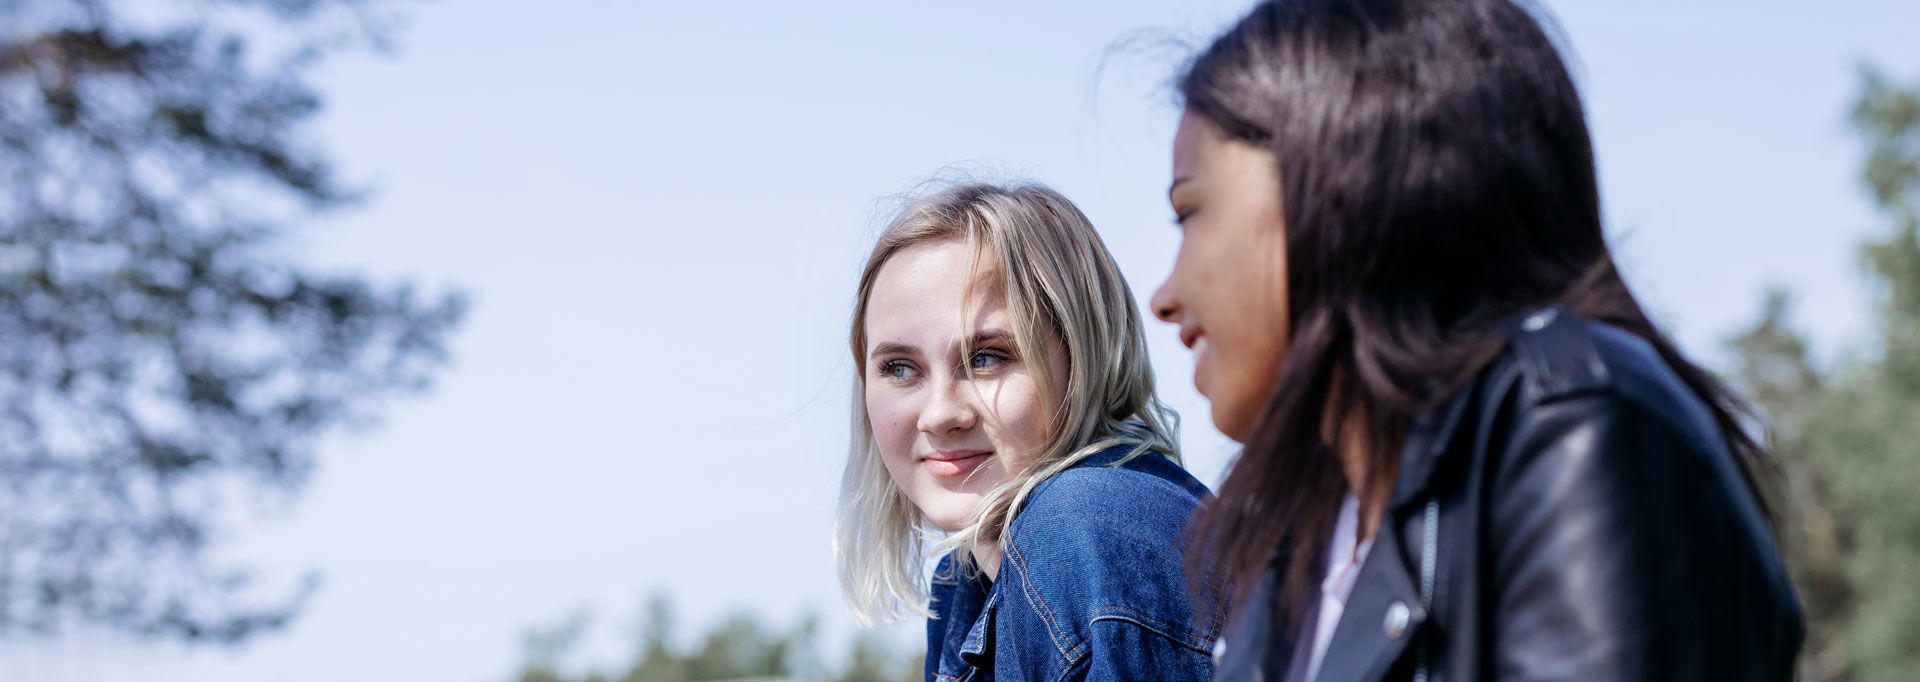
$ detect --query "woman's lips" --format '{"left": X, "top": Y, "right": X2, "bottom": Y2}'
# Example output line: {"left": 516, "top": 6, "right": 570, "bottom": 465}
{"left": 923, "top": 450, "right": 992, "bottom": 478}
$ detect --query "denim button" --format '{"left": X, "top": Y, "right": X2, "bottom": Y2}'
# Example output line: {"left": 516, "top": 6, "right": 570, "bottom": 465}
{"left": 1384, "top": 602, "right": 1412, "bottom": 638}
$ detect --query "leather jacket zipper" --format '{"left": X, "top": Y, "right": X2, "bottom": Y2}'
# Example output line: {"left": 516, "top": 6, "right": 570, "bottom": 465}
{"left": 1414, "top": 497, "right": 1438, "bottom": 682}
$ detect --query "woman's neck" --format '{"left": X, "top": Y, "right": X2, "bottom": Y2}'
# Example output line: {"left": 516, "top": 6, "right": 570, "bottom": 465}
{"left": 1338, "top": 435, "right": 1387, "bottom": 543}
{"left": 1331, "top": 400, "right": 1389, "bottom": 543}
{"left": 973, "top": 539, "right": 1002, "bottom": 581}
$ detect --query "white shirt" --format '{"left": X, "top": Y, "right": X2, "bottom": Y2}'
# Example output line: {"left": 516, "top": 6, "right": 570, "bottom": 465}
{"left": 1304, "top": 493, "right": 1373, "bottom": 682}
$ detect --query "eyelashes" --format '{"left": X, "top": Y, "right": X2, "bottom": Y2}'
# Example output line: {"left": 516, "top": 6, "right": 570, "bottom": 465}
{"left": 874, "top": 349, "right": 1017, "bottom": 384}
{"left": 969, "top": 350, "right": 1010, "bottom": 371}
{"left": 878, "top": 359, "right": 919, "bottom": 381}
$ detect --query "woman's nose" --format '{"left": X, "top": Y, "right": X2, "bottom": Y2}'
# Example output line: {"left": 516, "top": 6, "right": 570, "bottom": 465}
{"left": 1149, "top": 277, "right": 1180, "bottom": 324}
{"left": 917, "top": 377, "right": 978, "bottom": 435}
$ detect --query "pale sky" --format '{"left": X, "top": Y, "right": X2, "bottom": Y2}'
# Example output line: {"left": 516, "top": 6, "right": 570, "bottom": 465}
{"left": 5, "top": 1, "right": 1919, "bottom": 681}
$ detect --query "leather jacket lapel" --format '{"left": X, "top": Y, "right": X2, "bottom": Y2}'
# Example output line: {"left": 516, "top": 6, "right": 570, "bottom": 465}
{"left": 1309, "top": 518, "right": 1423, "bottom": 682}
{"left": 1216, "top": 564, "right": 1292, "bottom": 682}
{"left": 1388, "top": 373, "right": 1478, "bottom": 513}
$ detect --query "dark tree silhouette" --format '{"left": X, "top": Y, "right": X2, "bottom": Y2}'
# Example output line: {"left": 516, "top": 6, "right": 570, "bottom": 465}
{"left": 0, "top": 0, "right": 461, "bottom": 643}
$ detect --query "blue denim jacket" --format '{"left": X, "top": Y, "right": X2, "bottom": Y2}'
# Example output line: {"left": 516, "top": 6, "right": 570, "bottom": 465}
{"left": 924, "top": 444, "right": 1219, "bottom": 681}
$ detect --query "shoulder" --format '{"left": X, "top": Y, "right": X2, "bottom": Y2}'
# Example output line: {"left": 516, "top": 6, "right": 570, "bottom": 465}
{"left": 1484, "top": 307, "right": 1772, "bottom": 535}
{"left": 1472, "top": 311, "right": 1801, "bottom": 664}
{"left": 1498, "top": 306, "right": 1724, "bottom": 455}
{"left": 1012, "top": 446, "right": 1207, "bottom": 537}
{"left": 992, "top": 445, "right": 1217, "bottom": 660}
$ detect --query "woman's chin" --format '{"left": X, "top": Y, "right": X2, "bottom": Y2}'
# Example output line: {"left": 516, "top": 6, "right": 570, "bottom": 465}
{"left": 928, "top": 514, "right": 972, "bottom": 533}
{"left": 1211, "top": 403, "right": 1255, "bottom": 444}
{"left": 919, "top": 497, "right": 983, "bottom": 532}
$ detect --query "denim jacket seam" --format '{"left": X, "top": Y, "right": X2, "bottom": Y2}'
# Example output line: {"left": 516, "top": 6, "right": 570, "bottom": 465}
{"left": 1207, "top": 584, "right": 1226, "bottom": 641}
{"left": 1050, "top": 648, "right": 1092, "bottom": 682}
{"left": 1005, "top": 538, "right": 1076, "bottom": 660}
{"left": 1090, "top": 607, "right": 1205, "bottom": 653}
{"left": 1088, "top": 607, "right": 1215, "bottom": 654}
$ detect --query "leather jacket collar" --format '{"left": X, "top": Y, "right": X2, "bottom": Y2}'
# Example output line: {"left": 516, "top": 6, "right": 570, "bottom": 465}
{"left": 1215, "top": 307, "right": 1803, "bottom": 682}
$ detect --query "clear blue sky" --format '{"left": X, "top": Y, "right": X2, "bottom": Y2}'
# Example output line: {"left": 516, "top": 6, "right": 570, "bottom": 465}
{"left": 5, "top": 1, "right": 1918, "bottom": 680}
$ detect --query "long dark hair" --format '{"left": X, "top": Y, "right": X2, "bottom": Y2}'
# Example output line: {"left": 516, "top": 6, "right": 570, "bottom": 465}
{"left": 1178, "top": 0, "right": 1776, "bottom": 632}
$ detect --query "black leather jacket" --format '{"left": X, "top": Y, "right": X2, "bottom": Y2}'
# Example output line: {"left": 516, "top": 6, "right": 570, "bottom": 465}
{"left": 1215, "top": 307, "right": 1804, "bottom": 681}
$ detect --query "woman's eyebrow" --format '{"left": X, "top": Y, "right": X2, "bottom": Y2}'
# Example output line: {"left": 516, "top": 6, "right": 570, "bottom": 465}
{"left": 868, "top": 342, "right": 916, "bottom": 361}
{"left": 970, "top": 330, "right": 1016, "bottom": 348}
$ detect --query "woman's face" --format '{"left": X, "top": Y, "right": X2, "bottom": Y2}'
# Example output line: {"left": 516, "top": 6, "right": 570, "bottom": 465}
{"left": 863, "top": 240, "right": 1068, "bottom": 532}
{"left": 1151, "top": 111, "right": 1291, "bottom": 443}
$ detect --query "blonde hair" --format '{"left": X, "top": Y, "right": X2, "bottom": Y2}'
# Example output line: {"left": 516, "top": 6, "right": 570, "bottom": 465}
{"left": 834, "top": 181, "right": 1180, "bottom": 625}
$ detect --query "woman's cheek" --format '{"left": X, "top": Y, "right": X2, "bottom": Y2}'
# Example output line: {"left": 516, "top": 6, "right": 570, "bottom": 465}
{"left": 865, "top": 388, "right": 917, "bottom": 466}
{"left": 993, "top": 377, "right": 1050, "bottom": 468}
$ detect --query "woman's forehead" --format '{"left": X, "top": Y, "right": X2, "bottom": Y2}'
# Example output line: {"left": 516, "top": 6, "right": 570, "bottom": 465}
{"left": 865, "top": 241, "right": 1012, "bottom": 348}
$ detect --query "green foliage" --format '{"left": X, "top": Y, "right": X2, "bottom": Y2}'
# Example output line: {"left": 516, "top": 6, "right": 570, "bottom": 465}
{"left": 1728, "top": 65, "right": 1920, "bottom": 682}
{"left": 831, "top": 631, "right": 925, "bottom": 682}
{"left": 510, "top": 596, "right": 921, "bottom": 682}
{"left": 0, "top": 0, "right": 459, "bottom": 643}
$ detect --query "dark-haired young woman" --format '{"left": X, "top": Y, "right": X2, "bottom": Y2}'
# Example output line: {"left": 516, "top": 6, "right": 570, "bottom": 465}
{"left": 1148, "top": 0, "right": 1803, "bottom": 680}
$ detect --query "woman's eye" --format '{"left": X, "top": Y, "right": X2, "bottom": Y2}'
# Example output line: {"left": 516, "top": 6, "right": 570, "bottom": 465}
{"left": 880, "top": 361, "right": 918, "bottom": 380}
{"left": 969, "top": 352, "right": 1008, "bottom": 371}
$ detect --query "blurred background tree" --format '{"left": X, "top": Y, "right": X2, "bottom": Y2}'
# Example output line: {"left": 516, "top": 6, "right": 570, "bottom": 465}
{"left": 509, "top": 595, "right": 920, "bottom": 682}
{"left": 0, "top": 0, "right": 460, "bottom": 644}
{"left": 1729, "top": 65, "right": 1920, "bottom": 682}
{"left": 3, "top": 0, "right": 1914, "bottom": 677}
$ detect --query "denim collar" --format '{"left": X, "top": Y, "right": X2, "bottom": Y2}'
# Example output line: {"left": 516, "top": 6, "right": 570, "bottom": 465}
{"left": 932, "top": 557, "right": 997, "bottom": 680}
{"left": 958, "top": 587, "right": 999, "bottom": 670}
{"left": 931, "top": 442, "right": 1188, "bottom": 680}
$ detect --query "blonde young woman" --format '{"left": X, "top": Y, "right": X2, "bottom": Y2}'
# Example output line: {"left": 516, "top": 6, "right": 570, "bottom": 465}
{"left": 836, "top": 182, "right": 1218, "bottom": 681}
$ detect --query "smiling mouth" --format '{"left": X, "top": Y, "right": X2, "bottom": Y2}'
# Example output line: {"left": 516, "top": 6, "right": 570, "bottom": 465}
{"left": 923, "top": 451, "right": 992, "bottom": 478}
